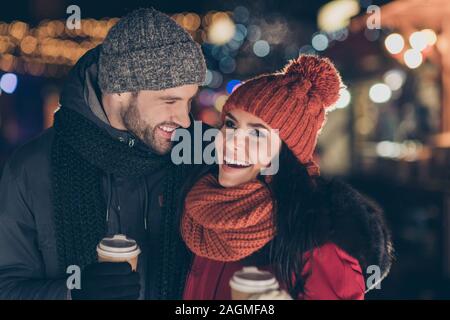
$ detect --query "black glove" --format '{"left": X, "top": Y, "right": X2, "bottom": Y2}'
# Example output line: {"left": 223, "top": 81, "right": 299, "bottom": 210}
{"left": 71, "top": 262, "right": 141, "bottom": 300}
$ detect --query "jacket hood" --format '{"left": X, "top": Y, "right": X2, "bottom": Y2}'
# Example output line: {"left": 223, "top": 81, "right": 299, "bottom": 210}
{"left": 59, "top": 45, "right": 140, "bottom": 147}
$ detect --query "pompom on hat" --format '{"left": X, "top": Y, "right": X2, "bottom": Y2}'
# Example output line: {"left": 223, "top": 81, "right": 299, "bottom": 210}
{"left": 221, "top": 55, "right": 344, "bottom": 176}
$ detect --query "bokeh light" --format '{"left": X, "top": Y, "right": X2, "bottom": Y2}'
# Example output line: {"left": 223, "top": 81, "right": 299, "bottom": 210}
{"left": 204, "top": 69, "right": 213, "bottom": 86}
{"left": 246, "top": 25, "right": 261, "bottom": 42}
{"left": 404, "top": 49, "right": 423, "bottom": 69}
{"left": 214, "top": 94, "right": 228, "bottom": 111}
{"left": 233, "top": 6, "right": 250, "bottom": 24}
{"left": 376, "top": 141, "right": 401, "bottom": 158}
{"left": 20, "top": 35, "right": 38, "bottom": 54}
{"left": 311, "top": 33, "right": 329, "bottom": 51}
{"left": 383, "top": 69, "right": 406, "bottom": 91}
{"left": 207, "top": 70, "right": 223, "bottom": 89}
{"left": 318, "top": 0, "right": 360, "bottom": 32}
{"left": 207, "top": 13, "right": 236, "bottom": 45}
{"left": 219, "top": 56, "right": 236, "bottom": 74}
{"left": 328, "top": 28, "right": 349, "bottom": 42}
{"left": 334, "top": 88, "right": 351, "bottom": 109}
{"left": 233, "top": 24, "right": 247, "bottom": 42}
{"left": 226, "top": 80, "right": 242, "bottom": 94}
{"left": 299, "top": 44, "right": 316, "bottom": 55}
{"left": 183, "top": 13, "right": 201, "bottom": 31}
{"left": 369, "top": 83, "right": 392, "bottom": 103}
{"left": 0, "top": 73, "right": 18, "bottom": 94}
{"left": 253, "top": 40, "right": 270, "bottom": 57}
{"left": 385, "top": 33, "right": 405, "bottom": 54}
{"left": 409, "top": 31, "right": 428, "bottom": 51}
{"left": 198, "top": 88, "right": 216, "bottom": 106}
{"left": 422, "top": 29, "right": 437, "bottom": 46}
{"left": 9, "top": 21, "right": 28, "bottom": 41}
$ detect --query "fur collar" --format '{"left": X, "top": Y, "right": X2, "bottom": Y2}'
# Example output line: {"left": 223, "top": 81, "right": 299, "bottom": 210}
{"left": 323, "top": 178, "right": 394, "bottom": 291}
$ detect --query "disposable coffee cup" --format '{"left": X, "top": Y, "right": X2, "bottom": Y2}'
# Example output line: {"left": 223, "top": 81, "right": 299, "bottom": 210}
{"left": 96, "top": 234, "right": 141, "bottom": 271}
{"left": 229, "top": 266, "right": 279, "bottom": 300}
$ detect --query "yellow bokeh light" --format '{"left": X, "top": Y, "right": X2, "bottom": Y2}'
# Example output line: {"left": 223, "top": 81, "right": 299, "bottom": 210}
{"left": 183, "top": 13, "right": 201, "bottom": 31}
{"left": 214, "top": 94, "right": 228, "bottom": 111}
{"left": 318, "top": 0, "right": 360, "bottom": 32}
{"left": 20, "top": 35, "right": 38, "bottom": 54}
{"left": 207, "top": 13, "right": 235, "bottom": 45}
{"left": 0, "top": 54, "right": 16, "bottom": 72}
{"left": 9, "top": 21, "right": 29, "bottom": 40}
{"left": 0, "top": 36, "right": 11, "bottom": 53}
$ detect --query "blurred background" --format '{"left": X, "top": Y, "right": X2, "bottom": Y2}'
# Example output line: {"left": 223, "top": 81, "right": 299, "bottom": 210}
{"left": 1, "top": 0, "right": 450, "bottom": 299}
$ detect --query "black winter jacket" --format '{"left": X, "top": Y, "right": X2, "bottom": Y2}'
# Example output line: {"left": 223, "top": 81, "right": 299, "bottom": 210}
{"left": 0, "top": 46, "right": 204, "bottom": 299}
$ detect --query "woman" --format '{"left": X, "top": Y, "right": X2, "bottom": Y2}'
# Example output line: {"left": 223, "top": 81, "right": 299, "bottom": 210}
{"left": 180, "top": 55, "right": 393, "bottom": 300}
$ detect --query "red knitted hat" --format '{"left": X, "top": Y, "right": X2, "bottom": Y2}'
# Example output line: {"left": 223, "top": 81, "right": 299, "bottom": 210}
{"left": 221, "top": 55, "right": 343, "bottom": 176}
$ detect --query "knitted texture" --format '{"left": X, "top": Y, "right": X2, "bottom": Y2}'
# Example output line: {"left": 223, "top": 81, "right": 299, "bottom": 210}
{"left": 98, "top": 8, "right": 206, "bottom": 93}
{"left": 51, "top": 107, "right": 188, "bottom": 299}
{"left": 181, "top": 173, "right": 275, "bottom": 261}
{"left": 222, "top": 55, "right": 343, "bottom": 176}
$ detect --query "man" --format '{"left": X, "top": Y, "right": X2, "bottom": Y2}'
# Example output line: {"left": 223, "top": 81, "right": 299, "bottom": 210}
{"left": 0, "top": 8, "right": 207, "bottom": 299}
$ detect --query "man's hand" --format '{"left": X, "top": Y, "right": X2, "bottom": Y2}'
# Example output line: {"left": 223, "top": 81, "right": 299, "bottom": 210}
{"left": 71, "top": 262, "right": 140, "bottom": 300}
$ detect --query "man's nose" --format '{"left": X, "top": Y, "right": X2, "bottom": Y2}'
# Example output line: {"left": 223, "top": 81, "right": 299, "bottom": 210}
{"left": 171, "top": 104, "right": 191, "bottom": 128}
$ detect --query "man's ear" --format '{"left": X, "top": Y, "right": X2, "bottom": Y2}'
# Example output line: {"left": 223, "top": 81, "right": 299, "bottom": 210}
{"left": 114, "top": 93, "right": 124, "bottom": 106}
{"left": 103, "top": 93, "right": 124, "bottom": 109}
{"left": 101, "top": 93, "right": 128, "bottom": 130}
{"left": 112, "top": 92, "right": 123, "bottom": 103}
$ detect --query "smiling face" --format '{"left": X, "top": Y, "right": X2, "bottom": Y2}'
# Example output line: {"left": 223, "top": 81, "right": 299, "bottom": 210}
{"left": 215, "top": 109, "right": 282, "bottom": 188}
{"left": 104, "top": 84, "right": 199, "bottom": 155}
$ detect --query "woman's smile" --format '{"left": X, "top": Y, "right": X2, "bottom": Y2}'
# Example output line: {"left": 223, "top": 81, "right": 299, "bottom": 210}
{"left": 221, "top": 156, "right": 253, "bottom": 172}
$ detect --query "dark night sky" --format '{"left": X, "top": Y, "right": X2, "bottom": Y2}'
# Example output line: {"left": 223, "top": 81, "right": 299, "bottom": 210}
{"left": 1, "top": 0, "right": 392, "bottom": 25}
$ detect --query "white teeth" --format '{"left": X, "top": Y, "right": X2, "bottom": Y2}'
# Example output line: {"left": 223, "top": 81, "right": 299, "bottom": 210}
{"left": 159, "top": 125, "right": 177, "bottom": 133}
{"left": 224, "top": 156, "right": 250, "bottom": 166}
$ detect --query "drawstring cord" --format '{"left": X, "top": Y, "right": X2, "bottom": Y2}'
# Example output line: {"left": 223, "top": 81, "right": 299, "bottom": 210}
{"left": 106, "top": 173, "right": 112, "bottom": 223}
{"left": 143, "top": 176, "right": 149, "bottom": 231}
{"left": 105, "top": 173, "right": 121, "bottom": 234}
{"left": 105, "top": 172, "right": 149, "bottom": 231}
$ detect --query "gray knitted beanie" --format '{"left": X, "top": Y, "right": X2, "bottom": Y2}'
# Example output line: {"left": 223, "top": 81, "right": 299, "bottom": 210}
{"left": 98, "top": 8, "right": 206, "bottom": 93}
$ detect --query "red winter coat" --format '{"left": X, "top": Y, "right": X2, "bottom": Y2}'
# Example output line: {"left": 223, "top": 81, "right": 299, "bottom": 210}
{"left": 183, "top": 242, "right": 365, "bottom": 300}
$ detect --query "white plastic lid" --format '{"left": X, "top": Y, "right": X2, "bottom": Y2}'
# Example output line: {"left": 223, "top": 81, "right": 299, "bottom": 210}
{"left": 96, "top": 234, "right": 141, "bottom": 259}
{"left": 229, "top": 266, "right": 279, "bottom": 294}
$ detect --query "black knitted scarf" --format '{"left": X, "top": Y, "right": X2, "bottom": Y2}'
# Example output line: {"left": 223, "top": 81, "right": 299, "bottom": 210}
{"left": 51, "top": 107, "right": 190, "bottom": 299}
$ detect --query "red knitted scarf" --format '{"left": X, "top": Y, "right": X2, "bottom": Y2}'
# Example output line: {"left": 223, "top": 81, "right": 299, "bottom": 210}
{"left": 181, "top": 173, "right": 275, "bottom": 262}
